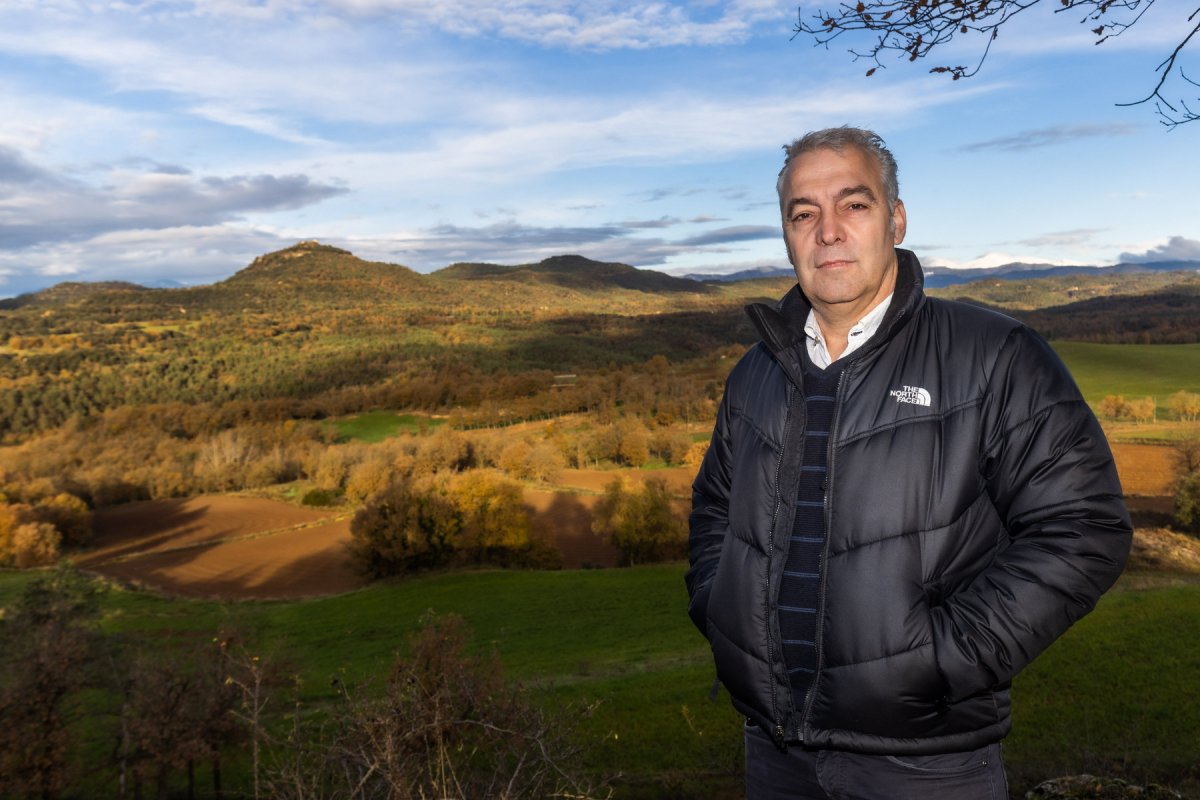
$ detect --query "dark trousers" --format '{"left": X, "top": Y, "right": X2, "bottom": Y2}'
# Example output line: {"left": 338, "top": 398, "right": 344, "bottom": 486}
{"left": 744, "top": 724, "right": 1009, "bottom": 800}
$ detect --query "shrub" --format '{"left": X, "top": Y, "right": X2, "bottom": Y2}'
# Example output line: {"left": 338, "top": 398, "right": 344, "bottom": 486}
{"left": 0, "top": 567, "right": 101, "bottom": 798}
{"left": 311, "top": 445, "right": 362, "bottom": 492}
{"left": 12, "top": 522, "right": 62, "bottom": 568}
{"left": 262, "top": 612, "right": 602, "bottom": 799}
{"left": 300, "top": 487, "right": 340, "bottom": 507}
{"left": 31, "top": 493, "right": 92, "bottom": 548}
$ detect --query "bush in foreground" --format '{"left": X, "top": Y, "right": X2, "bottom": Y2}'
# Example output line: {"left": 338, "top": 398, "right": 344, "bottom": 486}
{"left": 263, "top": 612, "right": 606, "bottom": 799}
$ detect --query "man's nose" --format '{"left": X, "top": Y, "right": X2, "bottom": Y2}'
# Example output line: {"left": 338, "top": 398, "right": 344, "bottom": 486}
{"left": 816, "top": 214, "right": 843, "bottom": 245}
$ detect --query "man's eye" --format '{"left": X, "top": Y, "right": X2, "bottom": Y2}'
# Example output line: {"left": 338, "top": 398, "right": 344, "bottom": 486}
{"left": 791, "top": 211, "right": 813, "bottom": 222}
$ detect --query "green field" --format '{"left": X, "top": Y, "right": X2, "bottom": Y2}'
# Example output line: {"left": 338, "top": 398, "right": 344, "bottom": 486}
{"left": 330, "top": 410, "right": 444, "bottom": 442}
{"left": 1052, "top": 341, "right": 1200, "bottom": 406}
{"left": 2, "top": 565, "right": 1196, "bottom": 798}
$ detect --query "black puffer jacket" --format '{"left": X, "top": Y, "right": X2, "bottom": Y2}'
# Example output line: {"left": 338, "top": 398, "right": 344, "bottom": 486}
{"left": 687, "top": 249, "right": 1131, "bottom": 755}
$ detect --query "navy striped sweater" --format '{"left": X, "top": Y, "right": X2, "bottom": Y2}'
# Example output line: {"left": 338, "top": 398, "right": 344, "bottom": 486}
{"left": 778, "top": 347, "right": 844, "bottom": 715}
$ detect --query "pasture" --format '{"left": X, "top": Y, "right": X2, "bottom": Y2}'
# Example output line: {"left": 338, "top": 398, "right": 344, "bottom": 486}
{"left": 1053, "top": 341, "right": 1200, "bottom": 409}
{"left": 1, "top": 563, "right": 1196, "bottom": 798}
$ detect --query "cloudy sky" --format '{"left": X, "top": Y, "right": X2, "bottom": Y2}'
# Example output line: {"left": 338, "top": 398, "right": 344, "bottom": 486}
{"left": 2, "top": 0, "right": 1198, "bottom": 296}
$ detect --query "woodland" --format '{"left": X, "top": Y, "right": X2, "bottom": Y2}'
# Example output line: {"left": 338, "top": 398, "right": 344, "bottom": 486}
{"left": 1, "top": 240, "right": 1199, "bottom": 566}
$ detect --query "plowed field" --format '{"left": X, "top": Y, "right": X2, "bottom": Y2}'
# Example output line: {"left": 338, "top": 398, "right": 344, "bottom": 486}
{"left": 84, "top": 497, "right": 363, "bottom": 599}
{"left": 1110, "top": 442, "right": 1175, "bottom": 496}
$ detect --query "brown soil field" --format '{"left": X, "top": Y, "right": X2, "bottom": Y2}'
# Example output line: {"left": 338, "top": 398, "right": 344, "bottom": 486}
{"left": 1110, "top": 442, "right": 1176, "bottom": 496}
{"left": 79, "top": 446, "right": 1181, "bottom": 601}
{"left": 84, "top": 497, "right": 364, "bottom": 599}
{"left": 524, "top": 489, "right": 616, "bottom": 569}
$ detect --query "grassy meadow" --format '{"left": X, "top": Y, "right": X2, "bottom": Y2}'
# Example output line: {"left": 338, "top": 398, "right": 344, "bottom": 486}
{"left": 1052, "top": 342, "right": 1200, "bottom": 407}
{"left": 1, "top": 564, "right": 1196, "bottom": 799}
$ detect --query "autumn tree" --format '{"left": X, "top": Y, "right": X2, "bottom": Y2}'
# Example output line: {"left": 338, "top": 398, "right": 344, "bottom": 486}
{"left": 451, "top": 470, "right": 535, "bottom": 561}
{"left": 1168, "top": 389, "right": 1200, "bottom": 421}
{"left": 1127, "top": 395, "right": 1157, "bottom": 424}
{"left": 349, "top": 479, "right": 464, "bottom": 575}
{"left": 793, "top": 0, "right": 1200, "bottom": 126}
{"left": 592, "top": 477, "right": 688, "bottom": 566}
{"left": 1098, "top": 394, "right": 1129, "bottom": 420}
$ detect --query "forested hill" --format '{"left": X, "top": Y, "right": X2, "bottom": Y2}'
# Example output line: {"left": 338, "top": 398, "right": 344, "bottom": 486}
{"left": 0, "top": 242, "right": 721, "bottom": 319}
{"left": 0, "top": 240, "right": 1196, "bottom": 438}
{"left": 0, "top": 242, "right": 757, "bottom": 439}
{"left": 928, "top": 269, "right": 1200, "bottom": 344}
{"left": 435, "top": 254, "right": 710, "bottom": 294}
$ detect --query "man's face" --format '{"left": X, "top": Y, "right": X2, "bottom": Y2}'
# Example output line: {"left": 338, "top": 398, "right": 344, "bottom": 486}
{"left": 781, "top": 146, "right": 907, "bottom": 320}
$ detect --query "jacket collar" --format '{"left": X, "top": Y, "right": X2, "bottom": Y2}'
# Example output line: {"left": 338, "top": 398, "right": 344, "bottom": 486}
{"left": 745, "top": 248, "right": 926, "bottom": 360}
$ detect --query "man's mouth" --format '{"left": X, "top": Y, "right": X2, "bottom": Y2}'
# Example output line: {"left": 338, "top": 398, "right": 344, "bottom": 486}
{"left": 817, "top": 258, "right": 852, "bottom": 269}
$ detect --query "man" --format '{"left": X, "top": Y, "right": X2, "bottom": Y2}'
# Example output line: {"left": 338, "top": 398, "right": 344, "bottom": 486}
{"left": 686, "top": 127, "right": 1132, "bottom": 799}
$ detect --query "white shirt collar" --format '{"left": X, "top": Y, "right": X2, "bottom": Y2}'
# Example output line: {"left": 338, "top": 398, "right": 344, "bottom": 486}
{"left": 803, "top": 293, "right": 894, "bottom": 369}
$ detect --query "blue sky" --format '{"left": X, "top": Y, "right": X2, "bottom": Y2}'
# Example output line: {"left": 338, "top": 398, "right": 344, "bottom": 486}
{"left": 1, "top": 0, "right": 1198, "bottom": 297}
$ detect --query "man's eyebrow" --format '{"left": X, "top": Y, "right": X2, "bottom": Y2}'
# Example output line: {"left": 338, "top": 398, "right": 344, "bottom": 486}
{"left": 786, "top": 184, "right": 878, "bottom": 213}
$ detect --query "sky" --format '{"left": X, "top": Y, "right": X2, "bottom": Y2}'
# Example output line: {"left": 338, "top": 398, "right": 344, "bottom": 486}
{"left": 2, "top": 0, "right": 1199, "bottom": 297}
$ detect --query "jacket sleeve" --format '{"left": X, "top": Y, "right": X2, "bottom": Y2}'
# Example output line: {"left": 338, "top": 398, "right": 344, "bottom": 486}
{"left": 685, "top": 386, "right": 736, "bottom": 638}
{"left": 932, "top": 326, "right": 1133, "bottom": 702}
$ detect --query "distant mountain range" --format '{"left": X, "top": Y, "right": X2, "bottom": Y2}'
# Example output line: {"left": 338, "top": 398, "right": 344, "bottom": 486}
{"left": 3, "top": 240, "right": 1198, "bottom": 311}
{"left": 683, "top": 259, "right": 1200, "bottom": 287}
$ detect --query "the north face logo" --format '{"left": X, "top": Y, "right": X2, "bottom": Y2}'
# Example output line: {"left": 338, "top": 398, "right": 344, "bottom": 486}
{"left": 890, "top": 385, "right": 931, "bottom": 406}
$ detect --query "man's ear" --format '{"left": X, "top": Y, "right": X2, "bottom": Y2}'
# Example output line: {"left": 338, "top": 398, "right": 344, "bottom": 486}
{"left": 891, "top": 199, "right": 907, "bottom": 245}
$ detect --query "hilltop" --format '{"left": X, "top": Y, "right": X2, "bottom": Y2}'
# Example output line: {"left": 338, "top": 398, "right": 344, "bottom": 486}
{"left": 0, "top": 280, "right": 150, "bottom": 310}
{"left": 435, "top": 254, "right": 708, "bottom": 294}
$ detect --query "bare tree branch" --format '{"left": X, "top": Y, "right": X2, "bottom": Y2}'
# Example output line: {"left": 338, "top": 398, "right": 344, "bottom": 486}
{"left": 792, "top": 0, "right": 1200, "bottom": 126}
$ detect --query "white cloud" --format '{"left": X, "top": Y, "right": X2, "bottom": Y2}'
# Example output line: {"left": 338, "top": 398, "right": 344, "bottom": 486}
{"left": 0, "top": 224, "right": 291, "bottom": 296}
{"left": 320, "top": 0, "right": 792, "bottom": 49}
{"left": 298, "top": 79, "right": 995, "bottom": 192}
{"left": 1119, "top": 236, "right": 1200, "bottom": 263}
{"left": 0, "top": 146, "right": 346, "bottom": 248}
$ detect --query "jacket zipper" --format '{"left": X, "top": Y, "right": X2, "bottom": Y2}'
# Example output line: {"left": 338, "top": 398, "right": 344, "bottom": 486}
{"left": 765, "top": 384, "right": 794, "bottom": 750}
{"left": 800, "top": 365, "right": 849, "bottom": 735}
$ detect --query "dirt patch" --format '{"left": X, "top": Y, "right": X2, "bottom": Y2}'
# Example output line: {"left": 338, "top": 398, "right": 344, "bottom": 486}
{"left": 91, "top": 518, "right": 363, "bottom": 600}
{"left": 84, "top": 497, "right": 338, "bottom": 565}
{"left": 1127, "top": 526, "right": 1200, "bottom": 574}
{"left": 83, "top": 497, "right": 363, "bottom": 600}
{"left": 524, "top": 490, "right": 616, "bottom": 569}
{"left": 1110, "top": 442, "right": 1176, "bottom": 496}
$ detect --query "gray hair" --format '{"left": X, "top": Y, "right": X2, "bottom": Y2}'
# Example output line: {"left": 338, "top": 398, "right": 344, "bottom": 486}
{"left": 776, "top": 126, "right": 900, "bottom": 214}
